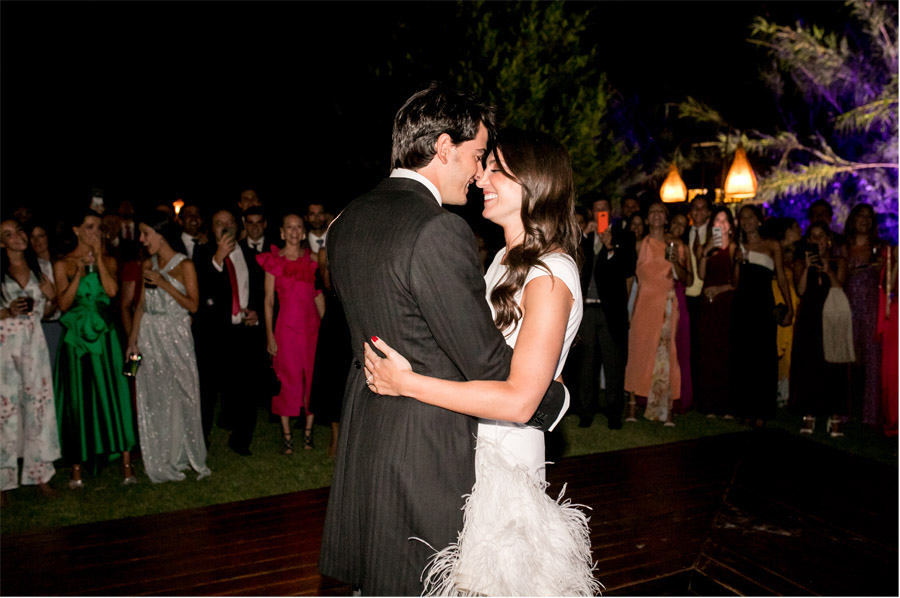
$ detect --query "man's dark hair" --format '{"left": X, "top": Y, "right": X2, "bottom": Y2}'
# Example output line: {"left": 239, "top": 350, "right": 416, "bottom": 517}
{"left": 808, "top": 199, "right": 833, "bottom": 217}
{"left": 690, "top": 194, "right": 710, "bottom": 209}
{"left": 212, "top": 207, "right": 243, "bottom": 234}
{"left": 243, "top": 206, "right": 266, "bottom": 219}
{"left": 391, "top": 82, "right": 497, "bottom": 171}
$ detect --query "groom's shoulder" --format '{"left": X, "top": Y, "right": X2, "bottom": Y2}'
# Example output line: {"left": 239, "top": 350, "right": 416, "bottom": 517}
{"left": 334, "top": 177, "right": 452, "bottom": 234}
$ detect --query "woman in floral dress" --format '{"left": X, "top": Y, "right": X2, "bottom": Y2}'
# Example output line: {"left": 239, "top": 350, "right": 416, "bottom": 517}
{"left": 1, "top": 219, "right": 60, "bottom": 505}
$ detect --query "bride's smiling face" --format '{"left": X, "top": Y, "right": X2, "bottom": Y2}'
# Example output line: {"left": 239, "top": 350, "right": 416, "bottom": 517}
{"left": 477, "top": 149, "right": 523, "bottom": 227}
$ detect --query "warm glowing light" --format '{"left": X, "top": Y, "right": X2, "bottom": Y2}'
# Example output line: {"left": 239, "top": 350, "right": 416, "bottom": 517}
{"left": 687, "top": 188, "right": 708, "bottom": 202}
{"left": 723, "top": 147, "right": 758, "bottom": 201}
{"left": 173, "top": 199, "right": 185, "bottom": 215}
{"left": 660, "top": 163, "right": 687, "bottom": 203}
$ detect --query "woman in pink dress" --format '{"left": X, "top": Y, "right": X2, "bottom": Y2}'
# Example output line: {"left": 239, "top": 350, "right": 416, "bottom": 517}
{"left": 258, "top": 214, "right": 325, "bottom": 454}
{"left": 624, "top": 201, "right": 689, "bottom": 425}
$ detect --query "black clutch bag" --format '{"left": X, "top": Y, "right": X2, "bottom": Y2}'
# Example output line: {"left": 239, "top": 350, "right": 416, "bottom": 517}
{"left": 773, "top": 303, "right": 789, "bottom": 324}
{"left": 266, "top": 365, "right": 282, "bottom": 397}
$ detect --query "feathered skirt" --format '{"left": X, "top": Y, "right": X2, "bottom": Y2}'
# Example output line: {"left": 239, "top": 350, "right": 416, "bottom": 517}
{"left": 421, "top": 432, "right": 602, "bottom": 596}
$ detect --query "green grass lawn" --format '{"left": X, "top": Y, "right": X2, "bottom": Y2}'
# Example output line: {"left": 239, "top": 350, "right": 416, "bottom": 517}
{"left": 1, "top": 404, "right": 896, "bottom": 536}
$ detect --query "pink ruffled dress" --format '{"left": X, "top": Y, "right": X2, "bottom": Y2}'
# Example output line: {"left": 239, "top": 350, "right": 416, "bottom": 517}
{"left": 257, "top": 247, "right": 322, "bottom": 416}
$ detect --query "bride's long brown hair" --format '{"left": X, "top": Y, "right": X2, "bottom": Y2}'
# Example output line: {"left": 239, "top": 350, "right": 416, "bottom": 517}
{"left": 489, "top": 128, "right": 581, "bottom": 332}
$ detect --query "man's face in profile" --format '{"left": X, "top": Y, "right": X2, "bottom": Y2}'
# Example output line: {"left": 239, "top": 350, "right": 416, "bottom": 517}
{"left": 442, "top": 124, "right": 488, "bottom": 206}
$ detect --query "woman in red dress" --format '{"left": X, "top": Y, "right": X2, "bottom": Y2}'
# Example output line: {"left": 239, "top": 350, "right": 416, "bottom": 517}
{"left": 258, "top": 214, "right": 325, "bottom": 454}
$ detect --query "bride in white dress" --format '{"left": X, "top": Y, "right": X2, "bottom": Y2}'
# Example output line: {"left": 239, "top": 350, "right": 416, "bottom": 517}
{"left": 365, "top": 129, "right": 600, "bottom": 596}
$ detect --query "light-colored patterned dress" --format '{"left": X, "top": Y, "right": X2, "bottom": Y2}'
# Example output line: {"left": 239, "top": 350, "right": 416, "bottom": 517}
{"left": 135, "top": 254, "right": 209, "bottom": 483}
{"left": 1, "top": 271, "right": 60, "bottom": 490}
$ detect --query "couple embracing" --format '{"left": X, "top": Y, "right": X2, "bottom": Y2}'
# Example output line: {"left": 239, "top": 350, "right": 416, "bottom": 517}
{"left": 319, "top": 84, "right": 600, "bottom": 596}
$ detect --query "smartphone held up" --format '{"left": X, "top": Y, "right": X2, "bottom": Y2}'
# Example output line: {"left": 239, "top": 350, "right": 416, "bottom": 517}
{"left": 712, "top": 226, "right": 724, "bottom": 249}
{"left": 596, "top": 211, "right": 609, "bottom": 235}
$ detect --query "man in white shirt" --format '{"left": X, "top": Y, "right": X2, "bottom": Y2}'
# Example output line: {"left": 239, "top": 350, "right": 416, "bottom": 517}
{"left": 241, "top": 206, "right": 276, "bottom": 254}
{"left": 178, "top": 203, "right": 206, "bottom": 260}
{"left": 686, "top": 194, "right": 711, "bottom": 298}
{"left": 193, "top": 208, "right": 265, "bottom": 455}
{"left": 305, "top": 202, "right": 328, "bottom": 253}
{"left": 118, "top": 200, "right": 137, "bottom": 242}
{"left": 685, "top": 194, "right": 711, "bottom": 389}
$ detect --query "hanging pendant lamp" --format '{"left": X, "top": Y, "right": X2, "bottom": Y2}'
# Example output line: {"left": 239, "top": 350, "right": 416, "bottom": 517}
{"left": 660, "top": 163, "right": 687, "bottom": 203}
{"left": 723, "top": 146, "right": 758, "bottom": 201}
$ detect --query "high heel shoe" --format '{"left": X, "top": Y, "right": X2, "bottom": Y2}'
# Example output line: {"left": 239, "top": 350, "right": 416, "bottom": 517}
{"left": 625, "top": 399, "right": 637, "bottom": 423}
{"left": 303, "top": 428, "right": 314, "bottom": 451}
{"left": 800, "top": 415, "right": 815, "bottom": 434}
{"left": 122, "top": 463, "right": 138, "bottom": 485}
{"left": 826, "top": 417, "right": 844, "bottom": 438}
{"left": 282, "top": 432, "right": 294, "bottom": 456}
{"left": 69, "top": 464, "right": 84, "bottom": 489}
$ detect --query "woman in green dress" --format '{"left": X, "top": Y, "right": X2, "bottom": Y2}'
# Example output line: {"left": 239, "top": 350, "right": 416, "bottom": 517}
{"left": 53, "top": 210, "right": 137, "bottom": 487}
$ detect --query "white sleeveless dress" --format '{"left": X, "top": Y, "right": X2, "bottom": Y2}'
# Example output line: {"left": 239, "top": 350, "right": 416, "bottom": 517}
{"left": 423, "top": 249, "right": 601, "bottom": 596}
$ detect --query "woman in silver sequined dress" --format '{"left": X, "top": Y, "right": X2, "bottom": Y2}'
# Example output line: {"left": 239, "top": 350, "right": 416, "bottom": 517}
{"left": 127, "top": 212, "right": 210, "bottom": 483}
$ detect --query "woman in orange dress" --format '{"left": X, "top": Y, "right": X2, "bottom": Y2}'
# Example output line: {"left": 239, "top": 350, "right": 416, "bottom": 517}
{"left": 624, "top": 201, "right": 689, "bottom": 425}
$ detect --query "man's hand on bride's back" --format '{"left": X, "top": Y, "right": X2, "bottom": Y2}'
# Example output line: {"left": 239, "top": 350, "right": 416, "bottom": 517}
{"left": 364, "top": 336, "right": 413, "bottom": 396}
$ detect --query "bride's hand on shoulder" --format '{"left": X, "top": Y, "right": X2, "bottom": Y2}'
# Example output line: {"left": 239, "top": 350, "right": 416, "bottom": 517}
{"left": 363, "top": 336, "right": 412, "bottom": 396}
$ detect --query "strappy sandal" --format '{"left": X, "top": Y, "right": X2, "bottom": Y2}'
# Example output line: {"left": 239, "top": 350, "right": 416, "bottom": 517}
{"left": 282, "top": 433, "right": 294, "bottom": 456}
{"left": 303, "top": 428, "right": 314, "bottom": 451}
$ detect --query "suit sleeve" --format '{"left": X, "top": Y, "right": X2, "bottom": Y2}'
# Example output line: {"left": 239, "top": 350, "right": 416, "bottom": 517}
{"left": 600, "top": 229, "right": 636, "bottom": 280}
{"left": 409, "top": 212, "right": 566, "bottom": 430}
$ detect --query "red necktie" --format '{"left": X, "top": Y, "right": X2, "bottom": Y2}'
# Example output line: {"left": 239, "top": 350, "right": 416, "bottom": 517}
{"left": 224, "top": 256, "right": 240, "bottom": 316}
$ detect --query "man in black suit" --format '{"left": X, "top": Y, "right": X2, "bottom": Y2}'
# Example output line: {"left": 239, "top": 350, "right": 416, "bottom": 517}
{"left": 193, "top": 208, "right": 264, "bottom": 455}
{"left": 177, "top": 203, "right": 208, "bottom": 260}
{"left": 576, "top": 196, "right": 636, "bottom": 429}
{"left": 305, "top": 202, "right": 328, "bottom": 254}
{"left": 319, "top": 83, "right": 568, "bottom": 596}
{"left": 241, "top": 206, "right": 279, "bottom": 255}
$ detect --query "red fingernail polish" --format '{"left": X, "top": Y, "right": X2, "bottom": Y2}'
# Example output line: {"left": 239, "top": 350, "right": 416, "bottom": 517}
{"left": 371, "top": 336, "right": 379, "bottom": 343}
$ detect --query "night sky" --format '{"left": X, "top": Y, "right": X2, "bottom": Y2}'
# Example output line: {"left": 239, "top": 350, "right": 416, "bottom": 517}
{"left": 1, "top": 1, "right": 846, "bottom": 218}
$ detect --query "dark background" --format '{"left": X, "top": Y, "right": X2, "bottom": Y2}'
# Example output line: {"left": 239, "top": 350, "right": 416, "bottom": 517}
{"left": 1, "top": 1, "right": 845, "bottom": 219}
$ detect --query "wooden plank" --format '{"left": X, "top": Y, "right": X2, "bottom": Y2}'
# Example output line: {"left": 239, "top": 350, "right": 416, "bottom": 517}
{"left": 3, "top": 433, "right": 896, "bottom": 597}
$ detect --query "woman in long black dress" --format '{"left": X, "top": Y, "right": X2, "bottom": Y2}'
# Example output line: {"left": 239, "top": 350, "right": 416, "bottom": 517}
{"left": 308, "top": 244, "right": 350, "bottom": 457}
{"left": 694, "top": 207, "right": 737, "bottom": 417}
{"left": 790, "top": 222, "right": 849, "bottom": 436}
{"left": 729, "top": 205, "right": 793, "bottom": 428}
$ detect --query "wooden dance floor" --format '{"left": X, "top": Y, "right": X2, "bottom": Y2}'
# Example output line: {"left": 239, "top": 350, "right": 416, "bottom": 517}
{"left": 3, "top": 430, "right": 897, "bottom": 596}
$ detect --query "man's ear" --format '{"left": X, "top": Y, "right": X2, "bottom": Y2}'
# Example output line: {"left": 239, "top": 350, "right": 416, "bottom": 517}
{"left": 434, "top": 133, "right": 454, "bottom": 165}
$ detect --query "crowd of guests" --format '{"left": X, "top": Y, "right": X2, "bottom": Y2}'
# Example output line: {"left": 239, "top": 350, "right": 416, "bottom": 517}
{"left": 570, "top": 194, "right": 898, "bottom": 440}
{"left": 2, "top": 189, "right": 896, "bottom": 506}
{"left": 0, "top": 192, "right": 348, "bottom": 505}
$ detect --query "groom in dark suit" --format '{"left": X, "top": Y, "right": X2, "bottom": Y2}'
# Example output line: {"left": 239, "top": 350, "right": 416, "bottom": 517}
{"left": 318, "top": 84, "right": 568, "bottom": 596}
